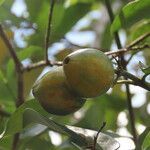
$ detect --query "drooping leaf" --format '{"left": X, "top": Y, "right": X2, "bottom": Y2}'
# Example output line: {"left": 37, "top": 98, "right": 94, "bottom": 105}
{"left": 23, "top": 109, "right": 120, "bottom": 149}
{"left": 111, "top": 0, "right": 150, "bottom": 33}
{"left": 2, "top": 100, "right": 48, "bottom": 136}
{"left": 1, "top": 104, "right": 121, "bottom": 150}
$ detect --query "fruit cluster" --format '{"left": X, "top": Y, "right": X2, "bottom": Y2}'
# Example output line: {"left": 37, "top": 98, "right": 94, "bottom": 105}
{"left": 32, "top": 48, "right": 114, "bottom": 115}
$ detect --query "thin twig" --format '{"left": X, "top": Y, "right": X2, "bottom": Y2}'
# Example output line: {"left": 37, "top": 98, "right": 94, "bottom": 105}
{"left": 45, "top": 0, "right": 55, "bottom": 63}
{"left": 92, "top": 122, "right": 106, "bottom": 150}
{"left": 104, "top": 0, "right": 137, "bottom": 145}
{"left": 0, "top": 24, "right": 22, "bottom": 72}
{"left": 105, "top": 44, "right": 150, "bottom": 56}
{"left": 0, "top": 109, "right": 11, "bottom": 117}
{"left": 12, "top": 133, "right": 20, "bottom": 150}
{"left": 115, "top": 69, "right": 150, "bottom": 91}
{"left": 116, "top": 80, "right": 134, "bottom": 85}
{"left": 22, "top": 43, "right": 149, "bottom": 72}
{"left": 23, "top": 60, "right": 62, "bottom": 72}
{"left": 66, "top": 37, "right": 149, "bottom": 56}
{"left": 16, "top": 72, "right": 24, "bottom": 107}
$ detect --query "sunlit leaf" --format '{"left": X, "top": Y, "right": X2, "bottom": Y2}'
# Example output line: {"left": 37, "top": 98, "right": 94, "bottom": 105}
{"left": 128, "top": 20, "right": 150, "bottom": 43}
{"left": 111, "top": 0, "right": 150, "bottom": 33}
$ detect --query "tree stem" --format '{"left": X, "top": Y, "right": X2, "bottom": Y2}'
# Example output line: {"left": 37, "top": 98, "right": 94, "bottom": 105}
{"left": 0, "top": 24, "right": 24, "bottom": 150}
{"left": 105, "top": 0, "right": 137, "bottom": 145}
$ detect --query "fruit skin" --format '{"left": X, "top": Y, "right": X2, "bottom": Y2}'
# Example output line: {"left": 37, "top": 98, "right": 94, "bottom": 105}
{"left": 32, "top": 66, "right": 86, "bottom": 115}
{"left": 63, "top": 48, "right": 114, "bottom": 98}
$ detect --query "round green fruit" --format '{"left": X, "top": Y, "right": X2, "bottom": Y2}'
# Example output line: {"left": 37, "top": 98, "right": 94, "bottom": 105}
{"left": 63, "top": 48, "right": 114, "bottom": 98}
{"left": 32, "top": 67, "right": 86, "bottom": 115}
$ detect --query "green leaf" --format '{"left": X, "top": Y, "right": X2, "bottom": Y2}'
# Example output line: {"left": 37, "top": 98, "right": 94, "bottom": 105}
{"left": 23, "top": 109, "right": 120, "bottom": 149}
{"left": 25, "top": 0, "right": 91, "bottom": 46}
{"left": 137, "top": 127, "right": 150, "bottom": 150}
{"left": 0, "top": 69, "right": 16, "bottom": 102}
{"left": 128, "top": 20, "right": 150, "bottom": 43}
{"left": 66, "top": 0, "right": 95, "bottom": 5}
{"left": 2, "top": 104, "right": 120, "bottom": 150}
{"left": 22, "top": 109, "right": 94, "bottom": 149}
{"left": 139, "top": 61, "right": 150, "bottom": 75}
{"left": 111, "top": 0, "right": 150, "bottom": 33}
{"left": 0, "top": 0, "right": 24, "bottom": 25}
{"left": 18, "top": 46, "right": 43, "bottom": 61}
{"left": 2, "top": 100, "right": 48, "bottom": 136}
{"left": 0, "top": 0, "right": 5, "bottom": 6}
{"left": 0, "top": 135, "right": 13, "bottom": 150}
{"left": 142, "top": 67, "right": 150, "bottom": 75}
{"left": 101, "top": 24, "right": 113, "bottom": 50}
{"left": 19, "top": 137, "right": 54, "bottom": 150}
{"left": 143, "top": 132, "right": 150, "bottom": 150}
{"left": 77, "top": 94, "right": 126, "bottom": 130}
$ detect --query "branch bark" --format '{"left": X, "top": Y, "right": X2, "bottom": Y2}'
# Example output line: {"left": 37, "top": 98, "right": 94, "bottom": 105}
{"left": 105, "top": 44, "right": 150, "bottom": 56}
{"left": 105, "top": 0, "right": 137, "bottom": 145}
{"left": 0, "top": 24, "right": 24, "bottom": 150}
{"left": 0, "top": 109, "right": 11, "bottom": 117}
{"left": 115, "top": 69, "right": 150, "bottom": 91}
{"left": 0, "top": 24, "right": 22, "bottom": 72}
{"left": 23, "top": 60, "right": 62, "bottom": 72}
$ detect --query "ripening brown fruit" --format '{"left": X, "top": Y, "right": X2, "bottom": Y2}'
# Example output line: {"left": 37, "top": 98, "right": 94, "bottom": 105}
{"left": 63, "top": 48, "right": 114, "bottom": 98}
{"left": 32, "top": 66, "right": 86, "bottom": 115}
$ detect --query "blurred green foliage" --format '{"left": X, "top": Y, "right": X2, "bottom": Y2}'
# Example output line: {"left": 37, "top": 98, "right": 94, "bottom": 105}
{"left": 0, "top": 0, "right": 149, "bottom": 149}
